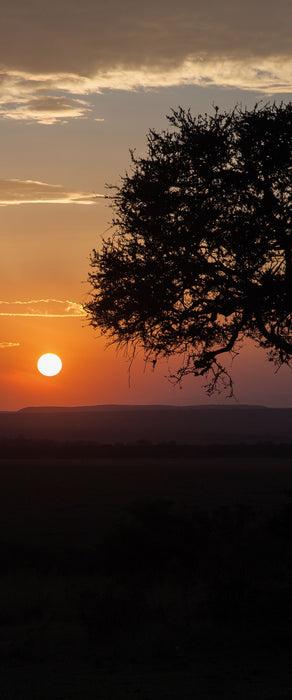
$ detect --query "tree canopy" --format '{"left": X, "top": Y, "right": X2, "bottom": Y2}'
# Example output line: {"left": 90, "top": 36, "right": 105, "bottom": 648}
{"left": 86, "top": 103, "right": 292, "bottom": 394}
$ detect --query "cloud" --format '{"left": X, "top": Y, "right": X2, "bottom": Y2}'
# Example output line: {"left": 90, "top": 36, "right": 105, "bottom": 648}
{"left": 0, "top": 91, "right": 92, "bottom": 124}
{"left": 0, "top": 179, "right": 104, "bottom": 205}
{"left": 0, "top": 299, "right": 86, "bottom": 317}
{"left": 0, "top": 341, "right": 20, "bottom": 348}
{"left": 0, "top": 0, "right": 290, "bottom": 122}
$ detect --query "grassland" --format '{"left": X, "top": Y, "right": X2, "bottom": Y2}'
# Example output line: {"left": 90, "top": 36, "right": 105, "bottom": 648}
{"left": 0, "top": 454, "right": 292, "bottom": 698}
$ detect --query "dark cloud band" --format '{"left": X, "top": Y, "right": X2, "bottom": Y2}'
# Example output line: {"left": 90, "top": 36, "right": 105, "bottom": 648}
{"left": 0, "top": 0, "right": 290, "bottom": 122}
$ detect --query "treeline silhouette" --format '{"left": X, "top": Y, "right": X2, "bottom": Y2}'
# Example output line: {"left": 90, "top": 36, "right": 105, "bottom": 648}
{"left": 1, "top": 437, "right": 292, "bottom": 458}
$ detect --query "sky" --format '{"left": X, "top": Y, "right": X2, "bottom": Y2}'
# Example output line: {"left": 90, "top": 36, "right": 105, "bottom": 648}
{"left": 0, "top": 0, "right": 291, "bottom": 410}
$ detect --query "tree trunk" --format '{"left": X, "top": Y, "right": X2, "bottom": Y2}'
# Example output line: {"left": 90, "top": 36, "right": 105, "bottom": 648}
{"left": 285, "top": 245, "right": 292, "bottom": 309}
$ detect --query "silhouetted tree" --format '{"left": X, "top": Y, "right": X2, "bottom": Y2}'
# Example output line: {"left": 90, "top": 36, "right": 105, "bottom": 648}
{"left": 86, "top": 103, "right": 292, "bottom": 394}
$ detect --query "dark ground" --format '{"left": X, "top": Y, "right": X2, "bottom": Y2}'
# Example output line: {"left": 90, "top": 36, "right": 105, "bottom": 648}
{"left": 1, "top": 453, "right": 292, "bottom": 698}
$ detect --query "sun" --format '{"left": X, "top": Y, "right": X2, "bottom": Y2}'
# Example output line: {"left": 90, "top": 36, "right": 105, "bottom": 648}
{"left": 37, "top": 353, "right": 62, "bottom": 377}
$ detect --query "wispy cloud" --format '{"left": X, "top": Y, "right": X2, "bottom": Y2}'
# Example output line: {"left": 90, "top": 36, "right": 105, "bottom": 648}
{"left": 0, "top": 62, "right": 291, "bottom": 126}
{"left": 0, "top": 0, "right": 290, "bottom": 123}
{"left": 0, "top": 299, "right": 86, "bottom": 317}
{"left": 0, "top": 341, "right": 20, "bottom": 348}
{"left": 0, "top": 179, "right": 104, "bottom": 205}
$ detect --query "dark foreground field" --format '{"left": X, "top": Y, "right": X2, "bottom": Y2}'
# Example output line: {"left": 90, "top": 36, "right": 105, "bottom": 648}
{"left": 1, "top": 454, "right": 292, "bottom": 698}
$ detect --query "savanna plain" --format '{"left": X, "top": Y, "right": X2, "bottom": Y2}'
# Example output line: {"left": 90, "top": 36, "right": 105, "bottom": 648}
{"left": 1, "top": 450, "right": 292, "bottom": 698}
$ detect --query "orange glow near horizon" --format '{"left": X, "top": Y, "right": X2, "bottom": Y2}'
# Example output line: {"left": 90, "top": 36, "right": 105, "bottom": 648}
{"left": 0, "top": 308, "right": 292, "bottom": 410}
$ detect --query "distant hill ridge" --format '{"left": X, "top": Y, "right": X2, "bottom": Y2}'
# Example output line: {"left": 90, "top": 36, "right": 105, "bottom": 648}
{"left": 18, "top": 403, "right": 268, "bottom": 413}
{"left": 0, "top": 404, "right": 291, "bottom": 444}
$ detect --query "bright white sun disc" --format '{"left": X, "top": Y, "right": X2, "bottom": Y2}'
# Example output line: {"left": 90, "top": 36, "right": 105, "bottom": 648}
{"left": 37, "top": 353, "right": 62, "bottom": 376}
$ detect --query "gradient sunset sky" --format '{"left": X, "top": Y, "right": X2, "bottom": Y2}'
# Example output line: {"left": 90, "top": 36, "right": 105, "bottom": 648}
{"left": 1, "top": 0, "right": 291, "bottom": 410}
